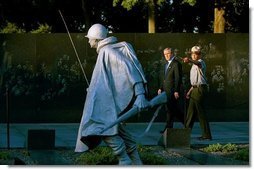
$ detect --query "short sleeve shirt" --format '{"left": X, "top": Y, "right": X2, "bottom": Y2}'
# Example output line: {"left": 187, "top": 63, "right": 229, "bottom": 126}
{"left": 190, "top": 59, "right": 207, "bottom": 86}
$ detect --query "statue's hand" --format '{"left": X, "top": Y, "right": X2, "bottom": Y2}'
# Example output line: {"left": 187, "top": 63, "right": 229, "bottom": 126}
{"left": 134, "top": 94, "right": 150, "bottom": 111}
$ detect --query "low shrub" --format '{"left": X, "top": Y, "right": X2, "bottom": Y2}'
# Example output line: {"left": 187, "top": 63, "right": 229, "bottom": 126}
{"left": 222, "top": 143, "right": 238, "bottom": 152}
{"left": 75, "top": 145, "right": 168, "bottom": 165}
{"left": 202, "top": 143, "right": 238, "bottom": 153}
{"left": 234, "top": 148, "right": 249, "bottom": 162}
{"left": 0, "top": 151, "right": 11, "bottom": 160}
{"left": 138, "top": 145, "right": 167, "bottom": 165}
{"left": 75, "top": 147, "right": 117, "bottom": 165}
{"left": 140, "top": 152, "right": 167, "bottom": 165}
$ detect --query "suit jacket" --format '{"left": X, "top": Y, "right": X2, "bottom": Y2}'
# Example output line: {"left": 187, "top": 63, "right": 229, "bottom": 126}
{"left": 161, "top": 58, "right": 182, "bottom": 97}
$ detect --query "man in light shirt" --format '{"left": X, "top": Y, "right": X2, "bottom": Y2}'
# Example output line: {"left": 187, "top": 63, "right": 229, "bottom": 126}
{"left": 183, "top": 46, "right": 212, "bottom": 140}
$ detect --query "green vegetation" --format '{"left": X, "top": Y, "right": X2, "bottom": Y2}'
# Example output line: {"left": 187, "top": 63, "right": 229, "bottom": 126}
{"left": 202, "top": 143, "right": 238, "bottom": 153}
{"left": 75, "top": 146, "right": 167, "bottom": 165}
{"left": 234, "top": 148, "right": 249, "bottom": 162}
{"left": 0, "top": 22, "right": 25, "bottom": 33}
{"left": 0, "top": 22, "right": 52, "bottom": 33}
{"left": 138, "top": 145, "right": 167, "bottom": 165}
{"left": 140, "top": 152, "right": 167, "bottom": 165}
{"left": 75, "top": 147, "right": 118, "bottom": 165}
{"left": 201, "top": 143, "right": 249, "bottom": 162}
{"left": 0, "top": 0, "right": 248, "bottom": 33}
{"left": 0, "top": 151, "right": 11, "bottom": 160}
{"left": 182, "top": 0, "right": 196, "bottom": 6}
{"left": 20, "top": 150, "right": 30, "bottom": 157}
{"left": 30, "top": 24, "right": 52, "bottom": 33}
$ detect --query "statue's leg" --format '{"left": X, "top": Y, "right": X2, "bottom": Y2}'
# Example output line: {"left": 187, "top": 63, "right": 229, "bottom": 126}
{"left": 103, "top": 135, "right": 132, "bottom": 165}
{"left": 118, "top": 124, "right": 143, "bottom": 165}
{"left": 128, "top": 149, "right": 142, "bottom": 165}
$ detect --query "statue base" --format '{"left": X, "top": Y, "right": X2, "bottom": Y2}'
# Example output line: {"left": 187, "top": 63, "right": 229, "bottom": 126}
{"left": 158, "top": 128, "right": 191, "bottom": 148}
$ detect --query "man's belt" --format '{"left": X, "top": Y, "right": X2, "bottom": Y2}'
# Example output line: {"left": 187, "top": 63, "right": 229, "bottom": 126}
{"left": 192, "top": 84, "right": 207, "bottom": 88}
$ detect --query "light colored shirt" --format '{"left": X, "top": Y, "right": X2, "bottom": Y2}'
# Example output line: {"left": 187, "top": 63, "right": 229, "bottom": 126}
{"left": 190, "top": 59, "right": 207, "bottom": 85}
{"left": 168, "top": 56, "right": 175, "bottom": 66}
{"left": 165, "top": 56, "right": 175, "bottom": 72}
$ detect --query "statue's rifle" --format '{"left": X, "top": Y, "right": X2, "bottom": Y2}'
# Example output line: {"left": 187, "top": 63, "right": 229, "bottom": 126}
{"left": 100, "top": 92, "right": 167, "bottom": 135}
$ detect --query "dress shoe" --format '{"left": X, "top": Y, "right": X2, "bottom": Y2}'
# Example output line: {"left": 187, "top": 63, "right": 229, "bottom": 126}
{"left": 198, "top": 136, "right": 212, "bottom": 141}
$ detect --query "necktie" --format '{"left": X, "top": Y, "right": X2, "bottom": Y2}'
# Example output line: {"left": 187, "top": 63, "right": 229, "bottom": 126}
{"left": 167, "top": 61, "right": 171, "bottom": 70}
{"left": 165, "top": 62, "right": 170, "bottom": 75}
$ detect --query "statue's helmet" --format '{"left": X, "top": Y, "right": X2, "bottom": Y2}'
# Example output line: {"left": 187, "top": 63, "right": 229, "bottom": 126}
{"left": 85, "top": 24, "right": 108, "bottom": 40}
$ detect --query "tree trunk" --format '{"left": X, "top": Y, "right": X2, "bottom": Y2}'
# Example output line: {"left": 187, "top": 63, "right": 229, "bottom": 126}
{"left": 214, "top": 6, "right": 225, "bottom": 33}
{"left": 148, "top": 0, "right": 155, "bottom": 33}
{"left": 81, "top": 0, "right": 91, "bottom": 32}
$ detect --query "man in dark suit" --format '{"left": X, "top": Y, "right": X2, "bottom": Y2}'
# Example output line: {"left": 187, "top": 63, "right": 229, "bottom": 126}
{"left": 158, "top": 47, "right": 184, "bottom": 133}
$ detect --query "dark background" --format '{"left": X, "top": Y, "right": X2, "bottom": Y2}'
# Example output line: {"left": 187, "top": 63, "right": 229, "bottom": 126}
{"left": 0, "top": 33, "right": 249, "bottom": 123}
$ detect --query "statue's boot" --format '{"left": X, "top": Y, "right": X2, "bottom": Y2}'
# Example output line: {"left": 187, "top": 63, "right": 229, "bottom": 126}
{"left": 128, "top": 149, "right": 143, "bottom": 165}
{"left": 117, "top": 150, "right": 132, "bottom": 165}
{"left": 104, "top": 135, "right": 132, "bottom": 165}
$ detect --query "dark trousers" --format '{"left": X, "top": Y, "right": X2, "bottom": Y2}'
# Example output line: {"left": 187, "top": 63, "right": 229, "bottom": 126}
{"left": 185, "top": 86, "right": 212, "bottom": 138}
{"left": 165, "top": 95, "right": 185, "bottom": 128}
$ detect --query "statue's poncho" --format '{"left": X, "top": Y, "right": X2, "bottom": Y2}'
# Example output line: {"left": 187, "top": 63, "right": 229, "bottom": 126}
{"left": 75, "top": 36, "right": 146, "bottom": 152}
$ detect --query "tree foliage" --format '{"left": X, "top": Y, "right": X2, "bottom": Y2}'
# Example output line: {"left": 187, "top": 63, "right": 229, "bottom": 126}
{"left": 30, "top": 24, "right": 52, "bottom": 33}
{"left": 224, "top": 0, "right": 249, "bottom": 32}
{"left": 113, "top": 0, "right": 139, "bottom": 10}
{"left": 0, "top": 0, "right": 249, "bottom": 33}
{"left": 0, "top": 22, "right": 25, "bottom": 33}
{"left": 182, "top": 0, "right": 197, "bottom": 6}
{"left": 113, "top": 0, "right": 198, "bottom": 10}
{"left": 0, "top": 22, "right": 51, "bottom": 33}
{"left": 113, "top": 0, "right": 171, "bottom": 10}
